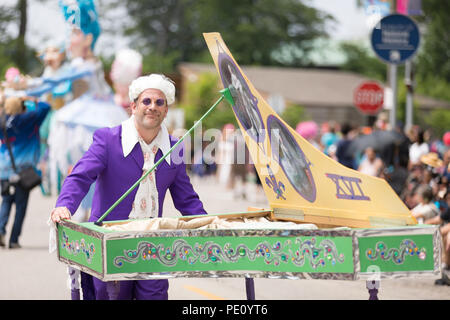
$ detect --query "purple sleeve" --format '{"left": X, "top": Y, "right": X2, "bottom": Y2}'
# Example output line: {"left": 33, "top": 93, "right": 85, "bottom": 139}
{"left": 169, "top": 142, "right": 207, "bottom": 216}
{"left": 55, "top": 128, "right": 108, "bottom": 215}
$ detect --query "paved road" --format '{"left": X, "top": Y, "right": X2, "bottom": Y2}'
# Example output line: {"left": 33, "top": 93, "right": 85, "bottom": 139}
{"left": 0, "top": 175, "right": 449, "bottom": 300}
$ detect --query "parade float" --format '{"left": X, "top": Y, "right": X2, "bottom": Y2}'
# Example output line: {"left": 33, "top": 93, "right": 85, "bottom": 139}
{"left": 56, "top": 33, "right": 441, "bottom": 296}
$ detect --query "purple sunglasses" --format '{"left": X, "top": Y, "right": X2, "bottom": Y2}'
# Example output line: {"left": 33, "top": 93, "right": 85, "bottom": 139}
{"left": 141, "top": 97, "right": 166, "bottom": 107}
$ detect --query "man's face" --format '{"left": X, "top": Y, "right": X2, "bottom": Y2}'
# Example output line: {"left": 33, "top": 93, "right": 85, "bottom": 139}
{"left": 131, "top": 88, "right": 168, "bottom": 131}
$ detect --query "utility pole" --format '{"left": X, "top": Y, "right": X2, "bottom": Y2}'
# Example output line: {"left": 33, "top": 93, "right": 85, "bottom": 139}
{"left": 388, "top": 0, "right": 398, "bottom": 130}
{"left": 404, "top": 60, "right": 414, "bottom": 131}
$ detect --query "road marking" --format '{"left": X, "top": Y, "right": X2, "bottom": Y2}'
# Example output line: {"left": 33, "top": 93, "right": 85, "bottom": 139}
{"left": 183, "top": 285, "right": 225, "bottom": 300}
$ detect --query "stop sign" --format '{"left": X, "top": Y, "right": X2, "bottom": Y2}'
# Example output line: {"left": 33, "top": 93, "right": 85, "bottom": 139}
{"left": 353, "top": 82, "right": 384, "bottom": 115}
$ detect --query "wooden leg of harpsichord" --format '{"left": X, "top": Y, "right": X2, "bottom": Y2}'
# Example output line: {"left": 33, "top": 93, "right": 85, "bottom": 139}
{"left": 245, "top": 277, "right": 255, "bottom": 300}
{"left": 366, "top": 280, "right": 380, "bottom": 300}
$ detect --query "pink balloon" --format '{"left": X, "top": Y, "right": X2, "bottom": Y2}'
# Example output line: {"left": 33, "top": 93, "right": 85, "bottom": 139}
{"left": 296, "top": 121, "right": 318, "bottom": 140}
{"left": 443, "top": 131, "right": 450, "bottom": 146}
{"left": 5, "top": 67, "right": 20, "bottom": 82}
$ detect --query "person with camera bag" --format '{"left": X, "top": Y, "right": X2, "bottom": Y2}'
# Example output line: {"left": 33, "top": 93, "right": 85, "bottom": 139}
{"left": 0, "top": 94, "right": 50, "bottom": 249}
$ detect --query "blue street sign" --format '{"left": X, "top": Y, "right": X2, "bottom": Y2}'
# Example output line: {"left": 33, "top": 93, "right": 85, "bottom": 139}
{"left": 371, "top": 14, "right": 420, "bottom": 64}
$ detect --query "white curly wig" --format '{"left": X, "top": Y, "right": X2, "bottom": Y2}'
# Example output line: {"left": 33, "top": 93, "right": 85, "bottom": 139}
{"left": 128, "top": 74, "right": 176, "bottom": 105}
{"left": 110, "top": 48, "right": 143, "bottom": 85}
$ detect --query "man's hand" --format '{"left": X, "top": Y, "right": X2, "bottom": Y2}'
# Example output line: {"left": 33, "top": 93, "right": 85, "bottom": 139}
{"left": 51, "top": 207, "right": 71, "bottom": 223}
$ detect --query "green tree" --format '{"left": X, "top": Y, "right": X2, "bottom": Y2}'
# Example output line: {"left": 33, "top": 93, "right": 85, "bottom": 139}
{"left": 115, "top": 0, "right": 332, "bottom": 71}
{"left": 338, "top": 42, "right": 386, "bottom": 82}
{"left": 416, "top": 0, "right": 450, "bottom": 83}
{"left": 195, "top": 0, "right": 332, "bottom": 66}
{"left": 15, "top": 0, "right": 28, "bottom": 71}
{"left": 413, "top": 0, "right": 450, "bottom": 103}
{"left": 424, "top": 109, "right": 450, "bottom": 138}
{"left": 280, "top": 104, "right": 309, "bottom": 128}
{"left": 0, "top": 4, "right": 17, "bottom": 76}
{"left": 179, "top": 72, "right": 236, "bottom": 131}
{"left": 0, "top": 0, "right": 40, "bottom": 76}
{"left": 412, "top": 1, "right": 450, "bottom": 134}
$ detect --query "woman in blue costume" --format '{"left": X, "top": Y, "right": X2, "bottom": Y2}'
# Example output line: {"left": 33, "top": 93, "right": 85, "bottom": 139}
{"left": 36, "top": 41, "right": 74, "bottom": 196}
{"left": 48, "top": 0, "right": 129, "bottom": 300}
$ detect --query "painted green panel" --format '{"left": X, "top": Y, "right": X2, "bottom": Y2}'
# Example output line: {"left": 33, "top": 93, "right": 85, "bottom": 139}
{"left": 106, "top": 236, "right": 354, "bottom": 274}
{"left": 359, "top": 235, "right": 434, "bottom": 273}
{"left": 58, "top": 224, "right": 103, "bottom": 274}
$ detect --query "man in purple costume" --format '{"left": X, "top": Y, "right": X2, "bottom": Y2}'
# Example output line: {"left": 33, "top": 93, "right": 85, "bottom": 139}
{"left": 51, "top": 74, "right": 207, "bottom": 299}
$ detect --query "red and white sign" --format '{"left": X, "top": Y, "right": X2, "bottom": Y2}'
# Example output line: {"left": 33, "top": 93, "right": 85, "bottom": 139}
{"left": 353, "top": 81, "right": 384, "bottom": 115}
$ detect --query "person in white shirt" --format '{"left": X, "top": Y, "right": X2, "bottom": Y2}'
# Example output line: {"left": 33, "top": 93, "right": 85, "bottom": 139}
{"left": 409, "top": 129, "right": 429, "bottom": 168}
{"left": 411, "top": 185, "right": 439, "bottom": 224}
{"left": 358, "top": 147, "right": 384, "bottom": 177}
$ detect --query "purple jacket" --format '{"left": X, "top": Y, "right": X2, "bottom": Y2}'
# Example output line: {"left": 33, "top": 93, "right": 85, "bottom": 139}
{"left": 56, "top": 125, "right": 206, "bottom": 222}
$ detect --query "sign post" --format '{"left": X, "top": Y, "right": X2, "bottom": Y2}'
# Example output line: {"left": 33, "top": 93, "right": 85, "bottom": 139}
{"left": 404, "top": 60, "right": 414, "bottom": 131}
{"left": 371, "top": 14, "right": 420, "bottom": 129}
{"left": 388, "top": 64, "right": 398, "bottom": 129}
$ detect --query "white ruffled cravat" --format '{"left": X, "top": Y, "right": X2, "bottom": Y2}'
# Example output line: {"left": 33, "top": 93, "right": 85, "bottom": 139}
{"left": 128, "top": 137, "right": 159, "bottom": 219}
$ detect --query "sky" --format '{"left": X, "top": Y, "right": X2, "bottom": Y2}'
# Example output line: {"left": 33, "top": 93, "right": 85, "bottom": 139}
{"left": 308, "top": 0, "right": 371, "bottom": 41}
{"left": 20, "top": 0, "right": 372, "bottom": 59}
